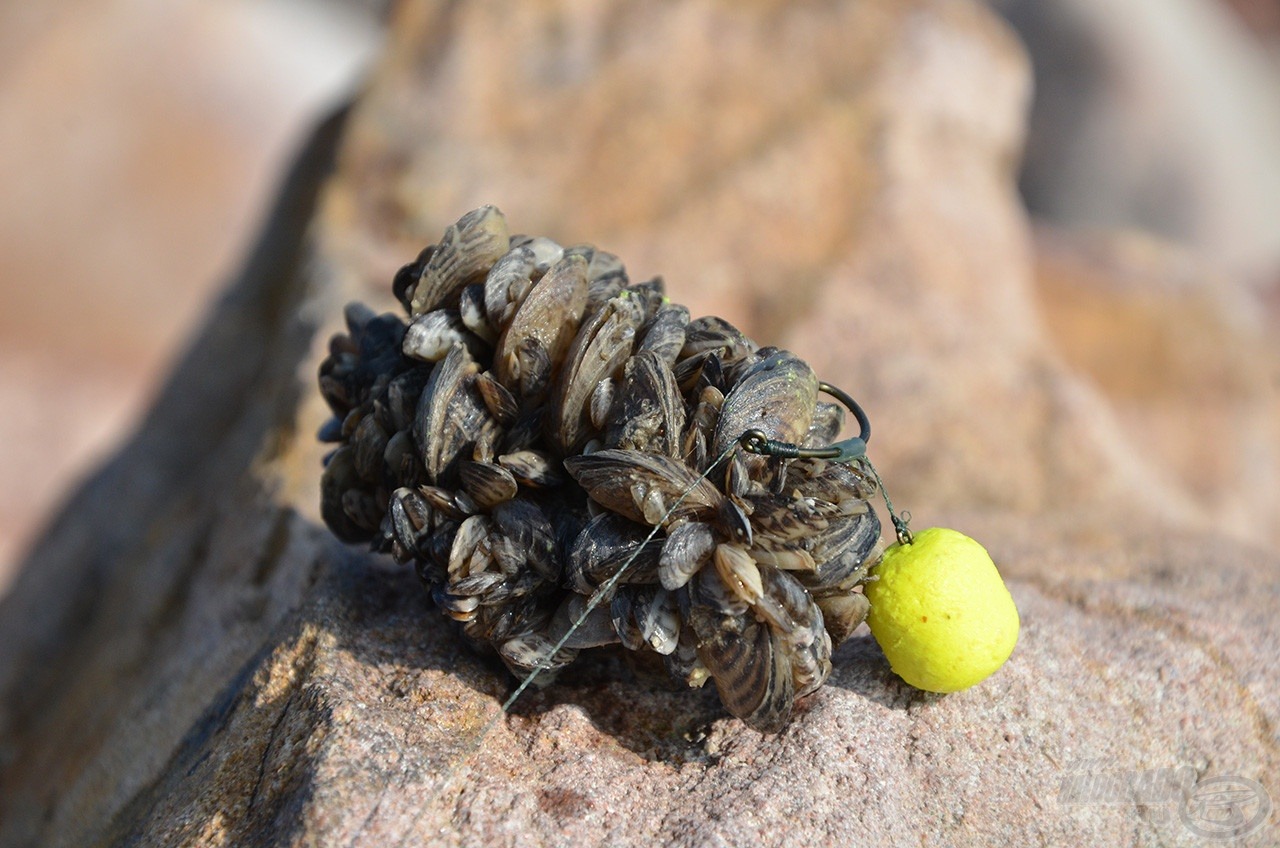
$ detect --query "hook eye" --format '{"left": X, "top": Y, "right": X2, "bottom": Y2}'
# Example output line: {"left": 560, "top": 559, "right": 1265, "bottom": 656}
{"left": 739, "top": 429, "right": 772, "bottom": 454}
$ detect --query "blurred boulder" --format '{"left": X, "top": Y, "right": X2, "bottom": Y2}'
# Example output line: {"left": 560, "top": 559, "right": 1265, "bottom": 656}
{"left": 0, "top": 1, "right": 1276, "bottom": 846}
{"left": 1033, "top": 225, "right": 1280, "bottom": 547}
{"left": 0, "top": 0, "right": 379, "bottom": 587}
{"left": 996, "top": 0, "right": 1280, "bottom": 288}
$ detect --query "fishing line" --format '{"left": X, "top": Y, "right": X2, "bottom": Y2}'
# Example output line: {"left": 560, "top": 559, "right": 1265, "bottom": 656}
{"left": 397, "top": 438, "right": 743, "bottom": 842}
{"left": 398, "top": 379, "right": 910, "bottom": 841}
{"left": 497, "top": 439, "right": 742, "bottom": 714}
{"left": 856, "top": 457, "right": 913, "bottom": 546}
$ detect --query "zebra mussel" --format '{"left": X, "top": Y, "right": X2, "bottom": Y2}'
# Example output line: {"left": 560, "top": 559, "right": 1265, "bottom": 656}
{"left": 318, "top": 206, "right": 884, "bottom": 732}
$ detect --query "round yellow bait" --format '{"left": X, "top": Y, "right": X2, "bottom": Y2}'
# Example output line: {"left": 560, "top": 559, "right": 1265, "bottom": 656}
{"left": 864, "top": 527, "right": 1018, "bottom": 693}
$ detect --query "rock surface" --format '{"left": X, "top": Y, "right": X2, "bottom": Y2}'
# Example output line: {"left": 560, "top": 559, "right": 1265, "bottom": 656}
{"left": 0, "top": 1, "right": 1277, "bottom": 846}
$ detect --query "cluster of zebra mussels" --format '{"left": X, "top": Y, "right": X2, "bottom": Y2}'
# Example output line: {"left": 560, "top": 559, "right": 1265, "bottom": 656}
{"left": 318, "top": 206, "right": 883, "bottom": 732}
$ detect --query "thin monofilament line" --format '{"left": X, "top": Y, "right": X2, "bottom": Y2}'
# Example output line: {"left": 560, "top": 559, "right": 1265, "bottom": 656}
{"left": 395, "top": 439, "right": 742, "bottom": 843}
{"left": 858, "top": 457, "right": 912, "bottom": 545}
{"left": 498, "top": 438, "right": 742, "bottom": 712}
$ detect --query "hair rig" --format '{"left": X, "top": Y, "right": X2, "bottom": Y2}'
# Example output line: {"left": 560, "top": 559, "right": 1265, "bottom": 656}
{"left": 738, "top": 378, "right": 1018, "bottom": 694}
{"left": 739, "top": 381, "right": 915, "bottom": 546}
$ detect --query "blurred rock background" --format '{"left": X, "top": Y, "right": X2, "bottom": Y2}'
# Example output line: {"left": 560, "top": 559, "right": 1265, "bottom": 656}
{"left": 0, "top": 0, "right": 1277, "bottom": 594}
